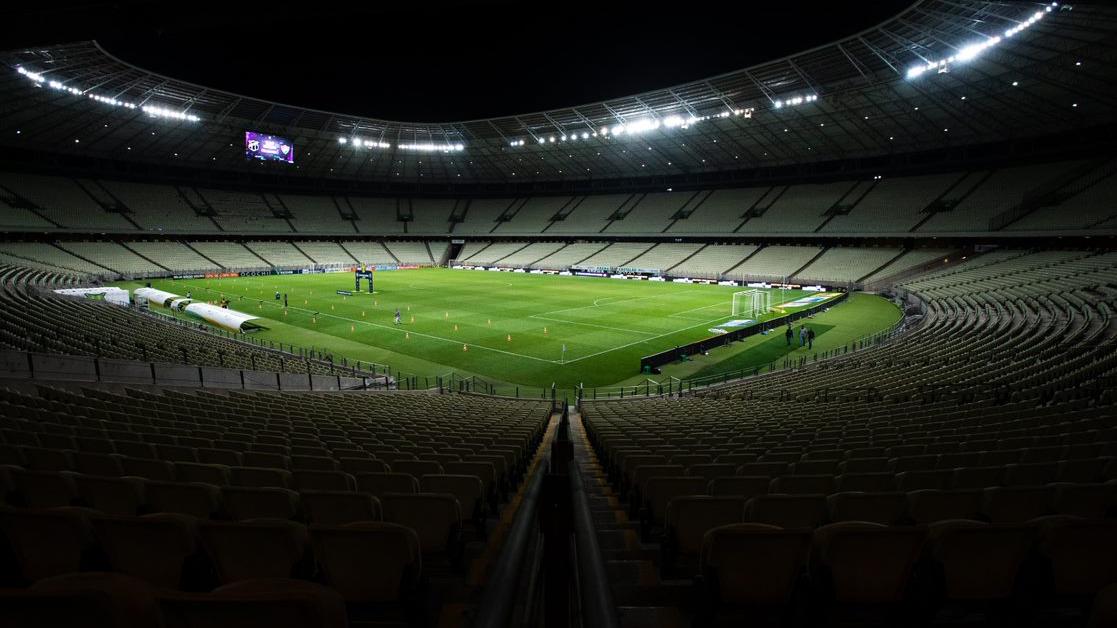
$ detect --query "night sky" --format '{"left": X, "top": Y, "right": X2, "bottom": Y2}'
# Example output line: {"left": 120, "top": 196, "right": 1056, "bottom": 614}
{"left": 2, "top": 0, "right": 914, "bottom": 121}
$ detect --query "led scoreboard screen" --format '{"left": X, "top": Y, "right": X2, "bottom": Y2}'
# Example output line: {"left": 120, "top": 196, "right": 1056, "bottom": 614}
{"left": 244, "top": 131, "right": 294, "bottom": 163}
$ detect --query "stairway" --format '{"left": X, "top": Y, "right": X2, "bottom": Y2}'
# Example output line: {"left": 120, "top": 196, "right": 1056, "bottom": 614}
{"left": 569, "top": 411, "right": 689, "bottom": 627}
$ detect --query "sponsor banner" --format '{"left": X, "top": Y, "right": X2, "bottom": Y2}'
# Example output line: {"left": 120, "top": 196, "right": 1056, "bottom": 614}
{"left": 648, "top": 276, "right": 666, "bottom": 282}
{"left": 205, "top": 272, "right": 239, "bottom": 279}
{"left": 770, "top": 282, "right": 801, "bottom": 289}
{"left": 487, "top": 267, "right": 503, "bottom": 272}
{"left": 276, "top": 270, "right": 297, "bottom": 275}
{"left": 747, "top": 282, "right": 771, "bottom": 288}
{"left": 452, "top": 265, "right": 464, "bottom": 269}
{"left": 397, "top": 264, "right": 421, "bottom": 270}
{"left": 719, "top": 319, "right": 754, "bottom": 328}
{"left": 574, "top": 271, "right": 606, "bottom": 277}
{"left": 299, "top": 268, "right": 325, "bottom": 275}
{"left": 673, "top": 278, "right": 692, "bottom": 284}
{"left": 708, "top": 328, "right": 729, "bottom": 335}
{"left": 513, "top": 268, "right": 526, "bottom": 273}
{"left": 616, "top": 267, "right": 661, "bottom": 276}
{"left": 529, "top": 269, "right": 544, "bottom": 274}
{"left": 609, "top": 274, "right": 628, "bottom": 280}
{"left": 783, "top": 293, "right": 839, "bottom": 308}
{"left": 451, "top": 239, "right": 465, "bottom": 244}
{"left": 718, "top": 280, "right": 739, "bottom": 287}
{"left": 173, "top": 273, "right": 205, "bottom": 280}
{"left": 336, "top": 290, "right": 353, "bottom": 296}
{"left": 803, "top": 285, "right": 826, "bottom": 292}
{"left": 54, "top": 287, "right": 130, "bottom": 307}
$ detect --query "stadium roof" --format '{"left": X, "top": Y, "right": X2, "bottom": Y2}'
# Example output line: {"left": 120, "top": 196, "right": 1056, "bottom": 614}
{"left": 1, "top": 0, "right": 1115, "bottom": 188}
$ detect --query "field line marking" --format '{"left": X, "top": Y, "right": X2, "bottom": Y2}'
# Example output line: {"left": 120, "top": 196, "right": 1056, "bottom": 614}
{"left": 165, "top": 280, "right": 563, "bottom": 364}
{"left": 667, "top": 302, "right": 730, "bottom": 318}
{"left": 527, "top": 315, "right": 659, "bottom": 336}
{"left": 561, "top": 314, "right": 735, "bottom": 364}
{"left": 539, "top": 294, "right": 667, "bottom": 317}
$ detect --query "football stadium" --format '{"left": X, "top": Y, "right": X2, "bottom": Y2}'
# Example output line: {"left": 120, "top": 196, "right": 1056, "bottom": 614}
{"left": 0, "top": 1, "right": 1115, "bottom": 626}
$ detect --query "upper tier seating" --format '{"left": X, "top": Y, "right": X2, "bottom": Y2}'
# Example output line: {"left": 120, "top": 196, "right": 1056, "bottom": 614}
{"left": 347, "top": 198, "right": 403, "bottom": 234}
{"left": 496, "top": 197, "right": 572, "bottom": 235}
{"left": 99, "top": 181, "right": 219, "bottom": 233}
{"left": 291, "top": 242, "right": 357, "bottom": 266}
{"left": 667, "top": 188, "right": 770, "bottom": 235}
{"left": 188, "top": 242, "right": 267, "bottom": 269}
{"left": 576, "top": 242, "right": 655, "bottom": 268}
{"left": 918, "top": 162, "right": 1081, "bottom": 232}
{"left": 546, "top": 195, "right": 630, "bottom": 234}
{"left": 605, "top": 192, "right": 694, "bottom": 234}
{"left": 198, "top": 189, "right": 291, "bottom": 234}
{"left": 0, "top": 174, "right": 134, "bottom": 231}
{"left": 281, "top": 195, "right": 349, "bottom": 234}
{"left": 244, "top": 242, "right": 313, "bottom": 267}
{"left": 623, "top": 243, "right": 705, "bottom": 272}
{"left": 727, "top": 245, "right": 822, "bottom": 280}
{"left": 670, "top": 244, "right": 758, "bottom": 278}
{"left": 382, "top": 241, "right": 435, "bottom": 266}
{"left": 407, "top": 199, "right": 453, "bottom": 235}
{"left": 493, "top": 242, "right": 567, "bottom": 267}
{"left": 529, "top": 242, "right": 609, "bottom": 269}
{"left": 796, "top": 247, "right": 902, "bottom": 284}
{"left": 742, "top": 182, "right": 852, "bottom": 233}
{"left": 822, "top": 173, "right": 961, "bottom": 233}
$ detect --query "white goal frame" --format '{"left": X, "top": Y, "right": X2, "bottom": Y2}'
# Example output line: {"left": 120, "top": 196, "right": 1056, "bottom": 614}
{"left": 731, "top": 289, "right": 771, "bottom": 319}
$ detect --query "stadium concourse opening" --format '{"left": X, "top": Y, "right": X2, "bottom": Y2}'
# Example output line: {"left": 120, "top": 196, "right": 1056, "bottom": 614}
{"left": 0, "top": 1, "right": 1116, "bottom": 627}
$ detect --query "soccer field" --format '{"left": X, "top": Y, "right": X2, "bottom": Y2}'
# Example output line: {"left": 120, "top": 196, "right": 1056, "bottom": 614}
{"left": 119, "top": 268, "right": 878, "bottom": 390}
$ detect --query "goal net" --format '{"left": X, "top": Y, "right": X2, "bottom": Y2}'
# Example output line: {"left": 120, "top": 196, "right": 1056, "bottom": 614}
{"left": 731, "top": 289, "right": 771, "bottom": 319}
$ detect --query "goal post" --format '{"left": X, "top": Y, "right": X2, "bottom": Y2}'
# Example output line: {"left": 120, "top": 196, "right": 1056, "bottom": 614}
{"left": 731, "top": 289, "right": 771, "bottom": 319}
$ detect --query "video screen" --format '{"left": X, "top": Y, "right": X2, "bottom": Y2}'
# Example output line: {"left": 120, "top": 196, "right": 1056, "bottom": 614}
{"left": 244, "top": 131, "right": 294, "bottom": 163}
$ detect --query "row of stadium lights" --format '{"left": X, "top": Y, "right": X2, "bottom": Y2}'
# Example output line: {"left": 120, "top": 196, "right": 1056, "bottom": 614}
{"left": 504, "top": 107, "right": 762, "bottom": 148}
{"left": 15, "top": 67, "right": 200, "bottom": 122}
{"left": 336, "top": 138, "right": 466, "bottom": 153}
{"left": 905, "top": 3, "right": 1060, "bottom": 80}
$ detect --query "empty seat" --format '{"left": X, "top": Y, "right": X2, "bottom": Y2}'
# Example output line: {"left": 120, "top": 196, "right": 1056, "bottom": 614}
{"left": 1058, "top": 459, "right": 1110, "bottom": 483}
{"left": 737, "top": 462, "right": 790, "bottom": 478}
{"left": 744, "top": 494, "right": 828, "bottom": 529}
{"left": 770, "top": 474, "right": 834, "bottom": 495}
{"left": 392, "top": 460, "right": 442, "bottom": 478}
{"left": 198, "top": 520, "right": 308, "bottom": 584}
{"left": 982, "top": 486, "right": 1055, "bottom": 523}
{"left": 197, "top": 448, "right": 243, "bottom": 467}
{"left": 156, "top": 444, "right": 197, "bottom": 463}
{"left": 242, "top": 452, "right": 289, "bottom": 470}
{"left": 687, "top": 464, "right": 736, "bottom": 483}
{"left": 230, "top": 467, "right": 292, "bottom": 489}
{"left": 1038, "top": 518, "right": 1117, "bottom": 597}
{"left": 9, "top": 469, "right": 77, "bottom": 508}
{"left": 896, "top": 470, "right": 952, "bottom": 491}
{"left": 839, "top": 458, "right": 890, "bottom": 474}
{"left": 951, "top": 466, "right": 1006, "bottom": 489}
{"left": 792, "top": 460, "right": 839, "bottom": 476}
{"left": 420, "top": 474, "right": 485, "bottom": 521}
{"left": 927, "top": 520, "right": 1035, "bottom": 602}
{"left": 71, "top": 452, "right": 124, "bottom": 477}
{"left": 640, "top": 477, "right": 707, "bottom": 528}
{"left": 3, "top": 572, "right": 162, "bottom": 628}
{"left": 309, "top": 522, "right": 422, "bottom": 604}
{"left": 159, "top": 578, "right": 347, "bottom": 628}
{"left": 339, "top": 458, "right": 389, "bottom": 475}
{"left": 908, "top": 490, "right": 986, "bottom": 524}
{"left": 707, "top": 476, "right": 769, "bottom": 500}
{"left": 0, "top": 507, "right": 94, "bottom": 583}
{"left": 1052, "top": 483, "right": 1117, "bottom": 519}
{"left": 827, "top": 492, "right": 909, "bottom": 525}
{"left": 380, "top": 493, "right": 462, "bottom": 557}
{"left": 289, "top": 456, "right": 338, "bottom": 472}
{"left": 836, "top": 473, "right": 896, "bottom": 493}
{"left": 300, "top": 491, "right": 381, "bottom": 526}
{"left": 72, "top": 475, "right": 144, "bottom": 516}
{"left": 292, "top": 471, "right": 355, "bottom": 492}
{"left": 175, "top": 462, "right": 231, "bottom": 486}
{"left": 810, "top": 522, "right": 927, "bottom": 604}
{"left": 146, "top": 481, "right": 222, "bottom": 519}
{"left": 356, "top": 472, "right": 419, "bottom": 497}
{"left": 1005, "top": 463, "right": 1059, "bottom": 487}
{"left": 119, "top": 457, "right": 176, "bottom": 482}
{"left": 222, "top": 487, "right": 300, "bottom": 521}
{"left": 699, "top": 523, "right": 812, "bottom": 607}
{"left": 663, "top": 496, "right": 746, "bottom": 575}
{"left": 91, "top": 513, "right": 199, "bottom": 589}
{"left": 20, "top": 448, "right": 73, "bottom": 472}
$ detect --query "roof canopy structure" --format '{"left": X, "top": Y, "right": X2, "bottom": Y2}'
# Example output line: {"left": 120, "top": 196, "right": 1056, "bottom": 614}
{"left": 1, "top": 0, "right": 1114, "bottom": 188}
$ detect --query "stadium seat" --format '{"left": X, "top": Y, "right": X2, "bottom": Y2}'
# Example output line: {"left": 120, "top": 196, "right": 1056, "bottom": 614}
{"left": 198, "top": 520, "right": 309, "bottom": 584}
{"left": 175, "top": 462, "right": 231, "bottom": 486}
{"left": 356, "top": 472, "right": 419, "bottom": 497}
{"left": 291, "top": 471, "right": 355, "bottom": 492}
{"left": 145, "top": 481, "right": 223, "bottom": 519}
{"left": 809, "top": 522, "right": 927, "bottom": 604}
{"left": 420, "top": 474, "right": 486, "bottom": 523}
{"left": 827, "top": 492, "right": 909, "bottom": 525}
{"left": 707, "top": 476, "right": 769, "bottom": 500}
{"left": 699, "top": 523, "right": 811, "bottom": 607}
{"left": 159, "top": 578, "right": 348, "bottom": 628}
{"left": 9, "top": 469, "right": 77, "bottom": 508}
{"left": 0, "top": 507, "right": 95, "bottom": 583}
{"left": 91, "top": 513, "right": 200, "bottom": 589}
{"left": 309, "top": 522, "right": 422, "bottom": 604}
{"left": 663, "top": 496, "right": 746, "bottom": 575}
{"left": 640, "top": 476, "right": 707, "bottom": 534}
{"left": 221, "top": 487, "right": 300, "bottom": 521}
{"left": 1037, "top": 518, "right": 1117, "bottom": 597}
{"left": 744, "top": 494, "right": 828, "bottom": 529}
{"left": 1052, "top": 483, "right": 1117, "bottom": 519}
{"left": 982, "top": 486, "right": 1055, "bottom": 523}
{"left": 73, "top": 475, "right": 145, "bottom": 516}
{"left": 300, "top": 491, "right": 381, "bottom": 526}
{"left": 907, "top": 489, "right": 986, "bottom": 524}
{"left": 230, "top": 467, "right": 292, "bottom": 489}
{"left": 380, "top": 493, "right": 462, "bottom": 558}
{"left": 770, "top": 474, "right": 834, "bottom": 495}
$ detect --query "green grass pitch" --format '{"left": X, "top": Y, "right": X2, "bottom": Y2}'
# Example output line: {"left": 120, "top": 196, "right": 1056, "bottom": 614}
{"left": 118, "top": 268, "right": 899, "bottom": 392}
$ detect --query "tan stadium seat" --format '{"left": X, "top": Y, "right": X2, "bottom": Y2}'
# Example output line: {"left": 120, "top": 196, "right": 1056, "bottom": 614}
{"left": 91, "top": 513, "right": 199, "bottom": 589}
{"left": 1037, "top": 518, "right": 1117, "bottom": 597}
{"left": 221, "top": 487, "right": 300, "bottom": 521}
{"left": 687, "top": 464, "right": 736, "bottom": 484}
{"left": 896, "top": 470, "right": 953, "bottom": 491}
{"left": 155, "top": 444, "right": 197, "bottom": 463}
{"left": 744, "top": 494, "right": 828, "bottom": 529}
{"left": 707, "top": 475, "right": 769, "bottom": 500}
{"left": 339, "top": 458, "right": 389, "bottom": 474}
{"left": 1005, "top": 462, "right": 1059, "bottom": 487}
{"left": 71, "top": 452, "right": 125, "bottom": 477}
{"left": 715, "top": 454, "right": 757, "bottom": 467}
{"left": 907, "top": 489, "right": 985, "bottom": 524}
{"left": 160, "top": 579, "right": 347, "bottom": 628}
{"left": 444, "top": 461, "right": 498, "bottom": 497}
{"left": 2, "top": 572, "right": 163, "bottom": 628}
{"left": 290, "top": 456, "right": 338, "bottom": 472}
{"left": 839, "top": 458, "right": 890, "bottom": 474}
{"left": 1089, "top": 583, "right": 1117, "bottom": 628}
{"left": 380, "top": 493, "right": 462, "bottom": 557}
{"left": 1052, "top": 483, "right": 1117, "bottom": 519}
{"left": 356, "top": 472, "right": 419, "bottom": 497}
{"left": 836, "top": 473, "right": 896, "bottom": 492}
{"left": 827, "top": 492, "right": 909, "bottom": 525}
{"left": 145, "top": 481, "right": 223, "bottom": 519}
{"left": 951, "top": 466, "right": 1006, "bottom": 489}
{"left": 197, "top": 448, "right": 243, "bottom": 467}
{"left": 891, "top": 454, "right": 939, "bottom": 473}
{"left": 737, "top": 462, "right": 791, "bottom": 479}
{"left": 198, "top": 520, "right": 309, "bottom": 584}
{"left": 981, "top": 486, "right": 1054, "bottom": 523}
{"left": 663, "top": 496, "right": 746, "bottom": 575}
{"left": 393, "top": 460, "right": 443, "bottom": 478}
{"left": 9, "top": 469, "right": 77, "bottom": 508}
{"left": 114, "top": 442, "right": 156, "bottom": 459}
{"left": 938, "top": 453, "right": 984, "bottom": 469}
{"left": 300, "top": 491, "right": 381, "bottom": 526}
{"left": 242, "top": 452, "right": 290, "bottom": 470}
{"left": 671, "top": 454, "right": 712, "bottom": 468}
{"left": 230, "top": 466, "right": 292, "bottom": 489}
{"left": 810, "top": 522, "right": 927, "bottom": 604}
{"left": 119, "top": 457, "right": 176, "bottom": 482}
{"left": 0, "top": 507, "right": 95, "bottom": 583}
{"left": 174, "top": 462, "right": 231, "bottom": 486}
{"left": 700, "top": 523, "right": 811, "bottom": 606}
{"left": 1058, "top": 459, "right": 1111, "bottom": 483}
{"left": 770, "top": 474, "right": 834, "bottom": 495}
{"left": 73, "top": 475, "right": 145, "bottom": 516}
{"left": 980, "top": 450, "right": 1023, "bottom": 467}
{"left": 292, "top": 471, "right": 355, "bottom": 492}
{"left": 926, "top": 520, "right": 1035, "bottom": 601}
{"left": 20, "top": 447, "right": 73, "bottom": 472}
{"left": 421, "top": 474, "right": 485, "bottom": 522}
{"left": 309, "top": 522, "right": 422, "bottom": 604}
{"left": 641, "top": 476, "right": 707, "bottom": 529}
{"left": 792, "top": 459, "right": 840, "bottom": 476}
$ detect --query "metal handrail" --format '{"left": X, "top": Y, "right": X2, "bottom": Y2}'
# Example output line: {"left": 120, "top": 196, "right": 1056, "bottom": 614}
{"left": 569, "top": 465, "right": 620, "bottom": 628}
